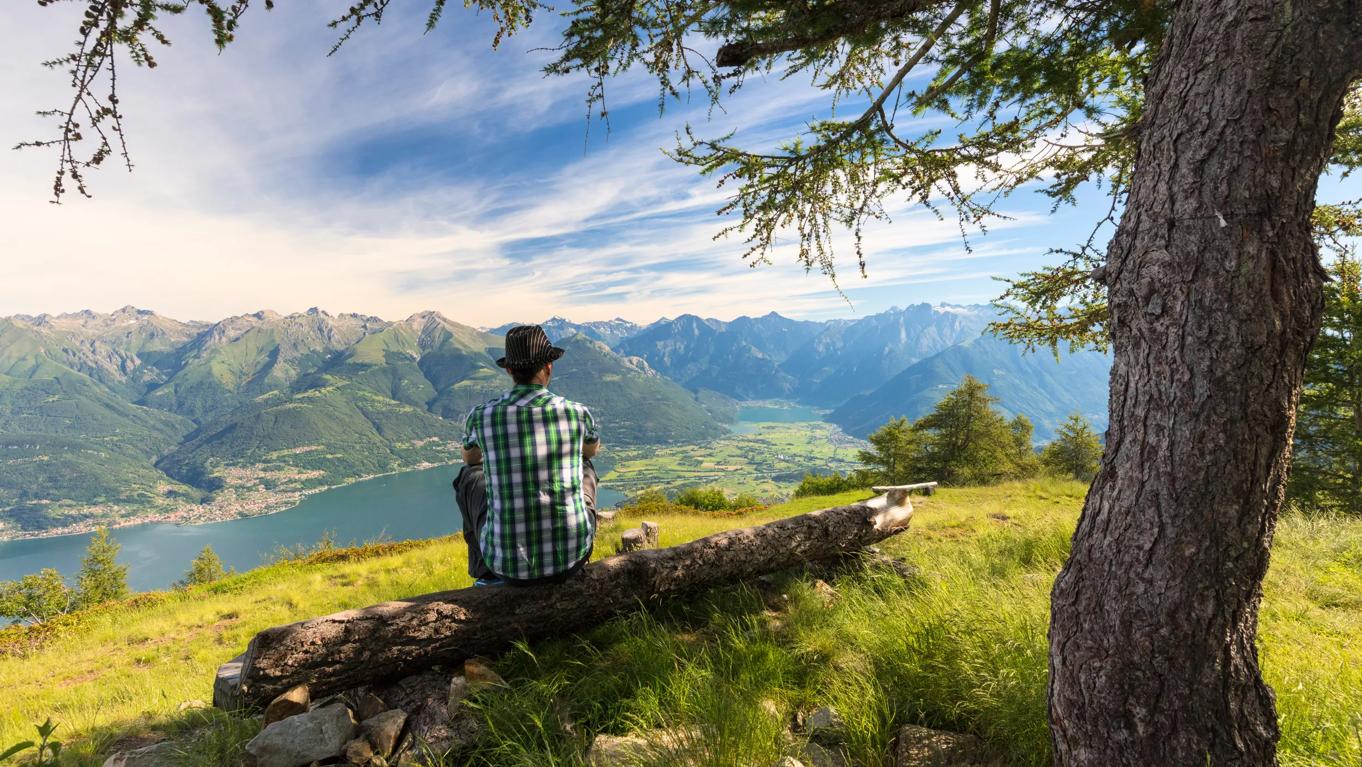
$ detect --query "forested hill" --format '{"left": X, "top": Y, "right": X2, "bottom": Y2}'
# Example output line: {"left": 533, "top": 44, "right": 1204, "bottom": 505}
{"left": 0, "top": 308, "right": 723, "bottom": 538}
{"left": 0, "top": 303, "right": 1112, "bottom": 539}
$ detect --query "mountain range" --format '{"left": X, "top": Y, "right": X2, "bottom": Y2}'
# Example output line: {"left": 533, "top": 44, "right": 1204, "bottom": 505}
{"left": 0, "top": 303, "right": 1110, "bottom": 539}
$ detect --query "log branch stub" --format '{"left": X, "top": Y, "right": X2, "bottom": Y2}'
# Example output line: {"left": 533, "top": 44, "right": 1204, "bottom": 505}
{"left": 225, "top": 496, "right": 911, "bottom": 708}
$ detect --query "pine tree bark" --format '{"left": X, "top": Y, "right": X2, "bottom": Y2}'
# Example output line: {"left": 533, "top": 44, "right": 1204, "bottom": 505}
{"left": 1048, "top": 2, "right": 1362, "bottom": 764}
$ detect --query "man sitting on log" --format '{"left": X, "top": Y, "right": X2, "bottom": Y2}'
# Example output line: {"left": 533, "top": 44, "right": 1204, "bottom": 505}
{"left": 453, "top": 324, "right": 602, "bottom": 587}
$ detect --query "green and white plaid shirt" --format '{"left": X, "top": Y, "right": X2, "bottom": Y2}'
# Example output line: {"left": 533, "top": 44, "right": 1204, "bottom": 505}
{"left": 462, "top": 384, "right": 599, "bottom": 580}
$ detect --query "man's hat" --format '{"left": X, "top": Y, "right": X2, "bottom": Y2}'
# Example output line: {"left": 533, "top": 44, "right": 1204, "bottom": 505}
{"left": 496, "top": 324, "right": 565, "bottom": 369}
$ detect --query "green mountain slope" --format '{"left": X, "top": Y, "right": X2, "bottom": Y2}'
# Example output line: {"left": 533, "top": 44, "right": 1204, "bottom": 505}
{"left": 548, "top": 335, "right": 729, "bottom": 444}
{"left": 141, "top": 309, "right": 387, "bottom": 423}
{"left": 829, "top": 335, "right": 1111, "bottom": 442}
{"left": 0, "top": 320, "right": 198, "bottom": 534}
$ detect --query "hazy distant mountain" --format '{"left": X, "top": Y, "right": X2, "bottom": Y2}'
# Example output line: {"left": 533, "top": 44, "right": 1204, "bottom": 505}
{"left": 491, "top": 316, "right": 643, "bottom": 347}
{"left": 829, "top": 335, "right": 1111, "bottom": 442}
{"left": 782, "top": 304, "right": 992, "bottom": 406}
{"left": 0, "top": 308, "right": 724, "bottom": 536}
{"left": 617, "top": 305, "right": 991, "bottom": 403}
{"left": 615, "top": 312, "right": 824, "bottom": 400}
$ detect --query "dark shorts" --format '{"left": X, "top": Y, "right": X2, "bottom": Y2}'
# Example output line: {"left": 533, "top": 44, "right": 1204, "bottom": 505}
{"left": 452, "top": 459, "right": 599, "bottom": 585}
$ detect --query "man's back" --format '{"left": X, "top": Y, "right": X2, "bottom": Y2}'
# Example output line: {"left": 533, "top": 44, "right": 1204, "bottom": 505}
{"left": 462, "top": 383, "right": 598, "bottom": 580}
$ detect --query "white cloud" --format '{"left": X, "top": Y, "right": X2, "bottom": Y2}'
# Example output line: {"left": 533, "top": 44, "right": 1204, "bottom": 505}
{"left": 0, "top": 1, "right": 1071, "bottom": 326}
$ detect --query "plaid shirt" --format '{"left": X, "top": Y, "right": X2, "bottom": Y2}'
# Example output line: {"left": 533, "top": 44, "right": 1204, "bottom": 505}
{"left": 462, "top": 384, "right": 599, "bottom": 580}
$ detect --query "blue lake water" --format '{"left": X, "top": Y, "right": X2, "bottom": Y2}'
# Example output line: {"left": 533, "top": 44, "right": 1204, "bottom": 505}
{"left": 729, "top": 403, "right": 826, "bottom": 434}
{"left": 0, "top": 465, "right": 626, "bottom": 592}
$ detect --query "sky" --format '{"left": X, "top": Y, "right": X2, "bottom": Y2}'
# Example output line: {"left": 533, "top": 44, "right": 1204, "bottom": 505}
{"left": 2, "top": 3, "right": 1358, "bottom": 327}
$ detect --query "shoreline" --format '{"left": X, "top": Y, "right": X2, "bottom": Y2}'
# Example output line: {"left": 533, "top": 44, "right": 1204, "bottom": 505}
{"left": 0, "top": 462, "right": 462, "bottom": 545}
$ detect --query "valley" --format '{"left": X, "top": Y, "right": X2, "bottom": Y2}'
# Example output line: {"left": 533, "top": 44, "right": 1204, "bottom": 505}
{"left": 0, "top": 303, "right": 1110, "bottom": 541}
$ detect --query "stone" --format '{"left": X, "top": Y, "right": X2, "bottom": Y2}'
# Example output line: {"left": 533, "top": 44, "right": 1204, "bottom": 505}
{"left": 263, "top": 684, "right": 310, "bottom": 726}
{"left": 801, "top": 742, "right": 849, "bottom": 767}
{"left": 597, "top": 509, "right": 618, "bottom": 522}
{"left": 212, "top": 653, "right": 245, "bottom": 711}
{"left": 774, "top": 759, "right": 807, "bottom": 767}
{"left": 587, "top": 734, "right": 651, "bottom": 766}
{"left": 101, "top": 741, "right": 178, "bottom": 767}
{"left": 586, "top": 729, "right": 697, "bottom": 766}
{"left": 759, "top": 698, "right": 783, "bottom": 722}
{"left": 893, "top": 724, "right": 990, "bottom": 767}
{"left": 640, "top": 521, "right": 660, "bottom": 546}
{"left": 245, "top": 701, "right": 357, "bottom": 767}
{"left": 811, "top": 580, "right": 839, "bottom": 607}
{"left": 804, "top": 706, "right": 845, "bottom": 741}
{"left": 620, "top": 528, "right": 646, "bottom": 553}
{"left": 354, "top": 691, "right": 388, "bottom": 722}
{"left": 464, "top": 657, "right": 508, "bottom": 691}
{"left": 361, "top": 710, "right": 407, "bottom": 757}
{"left": 344, "top": 737, "right": 374, "bottom": 765}
{"left": 447, "top": 675, "right": 469, "bottom": 708}
{"left": 176, "top": 700, "right": 207, "bottom": 712}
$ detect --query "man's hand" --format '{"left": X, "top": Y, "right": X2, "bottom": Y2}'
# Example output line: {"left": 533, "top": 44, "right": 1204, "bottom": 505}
{"left": 583, "top": 440, "right": 601, "bottom": 460}
{"left": 463, "top": 445, "right": 483, "bottom": 466}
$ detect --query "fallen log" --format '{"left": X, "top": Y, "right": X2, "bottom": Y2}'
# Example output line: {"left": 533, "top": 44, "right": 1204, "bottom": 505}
{"left": 217, "top": 492, "right": 914, "bottom": 709}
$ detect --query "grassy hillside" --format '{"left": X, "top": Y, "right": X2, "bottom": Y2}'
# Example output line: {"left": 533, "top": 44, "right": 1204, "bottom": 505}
{"left": 3, "top": 482, "right": 1357, "bottom": 766}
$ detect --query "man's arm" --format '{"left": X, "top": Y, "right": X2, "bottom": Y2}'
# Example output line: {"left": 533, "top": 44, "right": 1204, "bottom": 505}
{"left": 463, "top": 445, "right": 483, "bottom": 466}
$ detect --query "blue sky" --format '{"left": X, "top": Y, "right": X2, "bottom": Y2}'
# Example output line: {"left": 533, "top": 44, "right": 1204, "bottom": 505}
{"left": 1, "top": 2, "right": 1357, "bottom": 326}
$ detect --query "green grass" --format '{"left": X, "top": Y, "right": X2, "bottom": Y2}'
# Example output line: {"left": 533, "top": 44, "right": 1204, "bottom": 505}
{"left": 2, "top": 482, "right": 1359, "bottom": 766}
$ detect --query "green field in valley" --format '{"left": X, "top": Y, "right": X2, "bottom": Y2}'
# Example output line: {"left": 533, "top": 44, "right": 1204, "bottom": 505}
{"left": 601, "top": 420, "right": 866, "bottom": 498}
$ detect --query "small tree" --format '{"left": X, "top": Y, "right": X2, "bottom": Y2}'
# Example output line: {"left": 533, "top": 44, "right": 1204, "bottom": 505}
{"left": 0, "top": 569, "right": 73, "bottom": 623}
{"left": 1291, "top": 255, "right": 1362, "bottom": 514}
{"left": 1043, "top": 415, "right": 1105, "bottom": 482}
{"left": 857, "top": 417, "right": 920, "bottom": 485}
{"left": 176, "top": 546, "right": 230, "bottom": 589}
{"left": 915, "top": 377, "right": 1023, "bottom": 485}
{"left": 74, "top": 528, "right": 128, "bottom": 609}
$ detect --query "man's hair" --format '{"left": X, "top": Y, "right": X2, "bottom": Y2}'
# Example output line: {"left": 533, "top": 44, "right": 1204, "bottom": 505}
{"left": 509, "top": 363, "right": 547, "bottom": 385}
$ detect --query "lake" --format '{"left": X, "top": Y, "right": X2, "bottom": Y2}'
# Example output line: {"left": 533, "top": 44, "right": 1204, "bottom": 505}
{"left": 0, "top": 465, "right": 626, "bottom": 592}
{"left": 729, "top": 402, "right": 826, "bottom": 434}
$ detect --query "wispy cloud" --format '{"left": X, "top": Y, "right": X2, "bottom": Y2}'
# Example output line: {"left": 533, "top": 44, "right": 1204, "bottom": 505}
{"left": 0, "top": 1, "right": 1172, "bottom": 326}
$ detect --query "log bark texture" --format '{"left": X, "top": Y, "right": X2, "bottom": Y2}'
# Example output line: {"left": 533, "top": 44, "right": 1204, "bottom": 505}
{"left": 225, "top": 495, "right": 911, "bottom": 708}
{"left": 1048, "top": 2, "right": 1362, "bottom": 765}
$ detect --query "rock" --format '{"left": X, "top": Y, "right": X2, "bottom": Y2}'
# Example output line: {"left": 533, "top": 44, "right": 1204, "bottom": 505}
{"left": 343, "top": 737, "right": 374, "bottom": 765}
{"left": 620, "top": 528, "right": 646, "bottom": 553}
{"left": 245, "top": 701, "right": 357, "bottom": 767}
{"left": 893, "top": 725, "right": 990, "bottom": 767}
{"left": 176, "top": 699, "right": 208, "bottom": 712}
{"left": 361, "top": 710, "right": 407, "bottom": 757}
{"left": 640, "top": 521, "right": 660, "bottom": 546}
{"left": 212, "top": 653, "right": 245, "bottom": 711}
{"left": 102, "top": 741, "right": 178, "bottom": 767}
{"left": 804, "top": 706, "right": 846, "bottom": 742}
{"left": 811, "top": 580, "right": 839, "bottom": 607}
{"left": 774, "top": 759, "right": 807, "bottom": 767}
{"left": 354, "top": 691, "right": 388, "bottom": 722}
{"left": 464, "top": 657, "right": 507, "bottom": 691}
{"left": 587, "top": 734, "right": 651, "bottom": 766}
{"left": 447, "top": 675, "right": 469, "bottom": 708}
{"left": 760, "top": 698, "right": 784, "bottom": 722}
{"left": 801, "top": 742, "right": 849, "bottom": 767}
{"left": 263, "top": 684, "right": 311, "bottom": 726}
{"left": 586, "top": 729, "right": 696, "bottom": 766}
{"left": 597, "top": 509, "right": 617, "bottom": 522}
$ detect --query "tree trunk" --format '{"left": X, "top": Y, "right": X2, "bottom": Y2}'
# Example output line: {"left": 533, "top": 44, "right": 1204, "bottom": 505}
{"left": 1048, "top": 2, "right": 1362, "bottom": 765}
{"left": 220, "top": 494, "right": 913, "bottom": 709}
